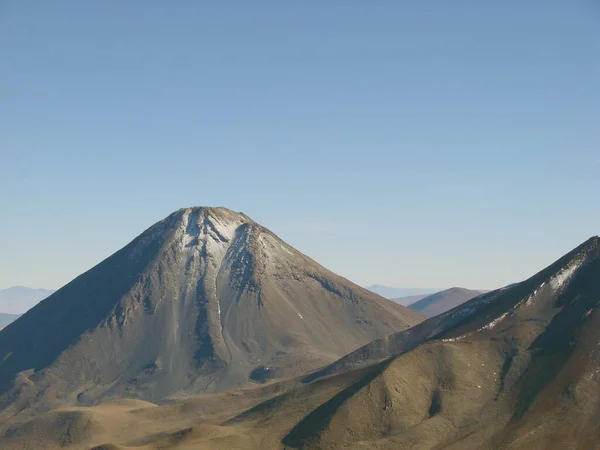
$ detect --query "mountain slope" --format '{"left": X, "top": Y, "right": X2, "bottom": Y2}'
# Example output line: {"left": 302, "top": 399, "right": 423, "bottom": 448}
{"left": 408, "top": 287, "right": 486, "bottom": 317}
{"left": 3, "top": 236, "right": 599, "bottom": 449}
{"left": 0, "top": 207, "right": 423, "bottom": 421}
{"left": 0, "top": 287, "right": 55, "bottom": 314}
{"left": 261, "top": 235, "right": 600, "bottom": 449}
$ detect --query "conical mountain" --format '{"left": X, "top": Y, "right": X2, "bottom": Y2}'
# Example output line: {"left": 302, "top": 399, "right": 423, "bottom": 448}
{"left": 0, "top": 207, "right": 423, "bottom": 417}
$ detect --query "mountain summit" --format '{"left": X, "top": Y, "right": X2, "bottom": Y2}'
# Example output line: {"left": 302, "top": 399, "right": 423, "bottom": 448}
{"left": 0, "top": 207, "right": 423, "bottom": 417}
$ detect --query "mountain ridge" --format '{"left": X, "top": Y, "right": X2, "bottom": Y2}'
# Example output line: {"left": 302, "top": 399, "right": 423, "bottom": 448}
{"left": 303, "top": 235, "right": 600, "bottom": 380}
{"left": 1, "top": 235, "right": 599, "bottom": 449}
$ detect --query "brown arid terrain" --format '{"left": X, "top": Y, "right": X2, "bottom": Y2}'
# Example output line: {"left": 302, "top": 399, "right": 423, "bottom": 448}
{"left": 0, "top": 207, "right": 422, "bottom": 433}
{"left": 1, "top": 235, "right": 598, "bottom": 449}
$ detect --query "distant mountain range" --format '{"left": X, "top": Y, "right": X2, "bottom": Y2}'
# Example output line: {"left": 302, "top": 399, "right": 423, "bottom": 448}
{"left": 0, "top": 286, "right": 54, "bottom": 318}
{"left": 391, "top": 293, "right": 430, "bottom": 306}
{"left": 406, "top": 287, "right": 487, "bottom": 317}
{"left": 378, "top": 287, "right": 487, "bottom": 315}
{"left": 365, "top": 285, "right": 439, "bottom": 299}
{"left": 0, "top": 314, "right": 21, "bottom": 331}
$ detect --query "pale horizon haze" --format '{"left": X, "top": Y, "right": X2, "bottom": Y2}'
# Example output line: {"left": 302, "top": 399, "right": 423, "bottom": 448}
{"left": 1, "top": 2, "right": 599, "bottom": 291}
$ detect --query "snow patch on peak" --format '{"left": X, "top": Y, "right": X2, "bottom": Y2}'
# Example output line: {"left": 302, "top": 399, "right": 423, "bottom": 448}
{"left": 523, "top": 287, "right": 541, "bottom": 307}
{"left": 280, "top": 243, "right": 294, "bottom": 256}
{"left": 478, "top": 312, "right": 509, "bottom": 332}
{"left": 441, "top": 333, "right": 471, "bottom": 343}
{"left": 175, "top": 208, "right": 245, "bottom": 253}
{"left": 550, "top": 259, "right": 582, "bottom": 290}
{"left": 206, "top": 211, "right": 245, "bottom": 242}
{"left": 523, "top": 293, "right": 535, "bottom": 307}
{"left": 256, "top": 232, "right": 293, "bottom": 267}
{"left": 523, "top": 280, "right": 547, "bottom": 307}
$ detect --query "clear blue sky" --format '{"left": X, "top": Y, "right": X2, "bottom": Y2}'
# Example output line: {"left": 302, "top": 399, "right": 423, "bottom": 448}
{"left": 1, "top": 1, "right": 599, "bottom": 291}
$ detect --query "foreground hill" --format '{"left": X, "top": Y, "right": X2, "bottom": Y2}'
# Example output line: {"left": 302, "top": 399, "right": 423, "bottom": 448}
{"left": 408, "top": 287, "right": 487, "bottom": 317}
{"left": 278, "top": 235, "right": 600, "bottom": 449}
{"left": 3, "top": 236, "right": 595, "bottom": 449}
{"left": 0, "top": 207, "right": 423, "bottom": 423}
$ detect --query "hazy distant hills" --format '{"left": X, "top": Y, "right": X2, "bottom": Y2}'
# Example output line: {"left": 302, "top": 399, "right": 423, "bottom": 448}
{"left": 407, "top": 287, "right": 487, "bottom": 317}
{"left": 0, "top": 314, "right": 21, "bottom": 331}
{"left": 0, "top": 286, "right": 54, "bottom": 315}
{"left": 0, "top": 207, "right": 423, "bottom": 420}
{"left": 391, "top": 293, "right": 429, "bottom": 306}
{"left": 391, "top": 288, "right": 486, "bottom": 313}
{"left": 4, "top": 236, "right": 599, "bottom": 449}
{"left": 366, "top": 285, "right": 439, "bottom": 299}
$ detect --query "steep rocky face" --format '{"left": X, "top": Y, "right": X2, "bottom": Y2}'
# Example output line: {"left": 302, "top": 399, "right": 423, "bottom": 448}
{"left": 0, "top": 207, "right": 423, "bottom": 419}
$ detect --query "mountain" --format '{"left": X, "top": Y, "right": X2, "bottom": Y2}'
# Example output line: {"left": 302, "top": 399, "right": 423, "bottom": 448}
{"left": 407, "top": 287, "right": 487, "bottom": 317}
{"left": 2, "top": 236, "right": 598, "bottom": 449}
{"left": 366, "top": 285, "right": 439, "bottom": 299}
{"left": 0, "top": 286, "right": 55, "bottom": 314}
{"left": 391, "top": 293, "right": 430, "bottom": 306}
{"left": 4, "top": 236, "right": 598, "bottom": 449}
{"left": 267, "top": 235, "right": 600, "bottom": 449}
{"left": 0, "top": 314, "right": 21, "bottom": 331}
{"left": 0, "top": 207, "right": 423, "bottom": 422}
